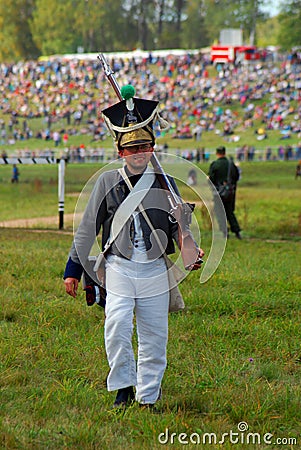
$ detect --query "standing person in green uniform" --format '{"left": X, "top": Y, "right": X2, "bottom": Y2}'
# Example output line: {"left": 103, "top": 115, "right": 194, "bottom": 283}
{"left": 209, "top": 146, "right": 242, "bottom": 239}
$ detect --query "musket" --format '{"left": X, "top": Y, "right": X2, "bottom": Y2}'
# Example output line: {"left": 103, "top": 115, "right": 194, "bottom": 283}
{"left": 97, "top": 53, "right": 202, "bottom": 270}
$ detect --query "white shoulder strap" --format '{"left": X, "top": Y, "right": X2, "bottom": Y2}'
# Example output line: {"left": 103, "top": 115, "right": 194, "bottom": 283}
{"left": 120, "top": 170, "right": 186, "bottom": 283}
{"left": 121, "top": 169, "right": 166, "bottom": 256}
{"left": 109, "top": 166, "right": 154, "bottom": 245}
{"left": 93, "top": 166, "right": 155, "bottom": 271}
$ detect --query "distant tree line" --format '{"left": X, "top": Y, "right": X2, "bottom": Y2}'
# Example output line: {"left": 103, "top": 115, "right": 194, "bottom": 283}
{"left": 0, "top": 0, "right": 300, "bottom": 61}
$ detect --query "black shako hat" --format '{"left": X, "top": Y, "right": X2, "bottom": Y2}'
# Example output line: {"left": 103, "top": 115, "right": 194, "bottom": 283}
{"left": 101, "top": 84, "right": 169, "bottom": 150}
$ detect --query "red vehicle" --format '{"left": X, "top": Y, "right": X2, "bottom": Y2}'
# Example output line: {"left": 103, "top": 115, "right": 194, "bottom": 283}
{"left": 211, "top": 45, "right": 261, "bottom": 65}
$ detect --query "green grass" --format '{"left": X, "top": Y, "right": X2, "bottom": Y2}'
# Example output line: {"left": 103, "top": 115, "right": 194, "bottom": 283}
{"left": 1, "top": 162, "right": 301, "bottom": 449}
{"left": 1, "top": 161, "right": 300, "bottom": 240}
{"left": 1, "top": 231, "right": 300, "bottom": 449}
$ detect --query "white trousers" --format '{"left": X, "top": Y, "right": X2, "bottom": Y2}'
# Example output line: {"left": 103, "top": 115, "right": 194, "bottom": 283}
{"left": 104, "top": 254, "right": 169, "bottom": 404}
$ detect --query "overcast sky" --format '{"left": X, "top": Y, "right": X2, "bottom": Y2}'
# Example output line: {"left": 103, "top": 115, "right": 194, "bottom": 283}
{"left": 262, "top": 0, "right": 281, "bottom": 17}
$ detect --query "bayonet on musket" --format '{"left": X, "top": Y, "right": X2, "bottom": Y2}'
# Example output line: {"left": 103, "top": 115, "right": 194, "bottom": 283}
{"left": 98, "top": 53, "right": 123, "bottom": 101}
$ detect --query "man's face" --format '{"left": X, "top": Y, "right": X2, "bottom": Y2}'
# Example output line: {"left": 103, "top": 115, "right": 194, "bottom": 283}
{"left": 120, "top": 143, "right": 154, "bottom": 173}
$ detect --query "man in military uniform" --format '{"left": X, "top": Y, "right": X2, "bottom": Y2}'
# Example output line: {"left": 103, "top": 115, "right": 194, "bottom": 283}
{"left": 63, "top": 85, "right": 204, "bottom": 409}
{"left": 209, "top": 146, "right": 242, "bottom": 239}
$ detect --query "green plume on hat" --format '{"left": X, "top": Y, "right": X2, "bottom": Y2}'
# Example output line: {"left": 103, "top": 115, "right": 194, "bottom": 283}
{"left": 101, "top": 84, "right": 170, "bottom": 150}
{"left": 121, "top": 84, "right": 136, "bottom": 100}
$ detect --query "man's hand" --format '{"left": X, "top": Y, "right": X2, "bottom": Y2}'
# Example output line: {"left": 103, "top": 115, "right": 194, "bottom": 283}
{"left": 64, "top": 277, "right": 79, "bottom": 298}
{"left": 188, "top": 248, "right": 205, "bottom": 271}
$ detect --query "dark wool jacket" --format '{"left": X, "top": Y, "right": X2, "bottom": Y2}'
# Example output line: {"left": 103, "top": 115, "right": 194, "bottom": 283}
{"left": 208, "top": 156, "right": 240, "bottom": 187}
{"left": 64, "top": 167, "right": 183, "bottom": 280}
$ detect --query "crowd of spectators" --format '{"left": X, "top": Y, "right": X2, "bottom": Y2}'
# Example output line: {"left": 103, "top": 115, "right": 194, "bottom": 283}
{"left": 0, "top": 50, "right": 301, "bottom": 162}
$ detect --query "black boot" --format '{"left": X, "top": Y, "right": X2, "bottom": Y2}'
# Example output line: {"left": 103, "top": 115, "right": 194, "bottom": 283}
{"left": 113, "top": 386, "right": 135, "bottom": 408}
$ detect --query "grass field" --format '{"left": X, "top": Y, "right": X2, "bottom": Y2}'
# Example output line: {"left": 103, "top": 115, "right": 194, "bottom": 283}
{"left": 1, "top": 161, "right": 301, "bottom": 449}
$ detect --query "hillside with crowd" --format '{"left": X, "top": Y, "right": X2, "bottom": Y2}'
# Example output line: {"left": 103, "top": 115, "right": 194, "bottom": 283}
{"left": 1, "top": 51, "right": 301, "bottom": 162}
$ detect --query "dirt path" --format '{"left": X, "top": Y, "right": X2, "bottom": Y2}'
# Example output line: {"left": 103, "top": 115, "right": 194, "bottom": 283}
{"left": 1, "top": 214, "right": 298, "bottom": 243}
{"left": 0, "top": 214, "right": 75, "bottom": 228}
